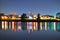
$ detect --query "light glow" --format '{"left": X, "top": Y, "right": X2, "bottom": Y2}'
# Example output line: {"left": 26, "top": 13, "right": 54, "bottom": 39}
{"left": 2, "top": 21, "right": 5, "bottom": 30}
{"left": 5, "top": 21, "right": 8, "bottom": 30}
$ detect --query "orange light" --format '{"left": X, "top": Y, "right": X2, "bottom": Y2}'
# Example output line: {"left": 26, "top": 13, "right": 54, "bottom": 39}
{"left": 4, "top": 16, "right": 8, "bottom": 19}
{"left": 1, "top": 16, "right": 5, "bottom": 19}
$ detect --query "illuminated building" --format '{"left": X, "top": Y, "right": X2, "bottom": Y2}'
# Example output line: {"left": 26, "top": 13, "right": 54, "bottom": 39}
{"left": 9, "top": 13, "right": 18, "bottom": 31}
{"left": 41, "top": 15, "right": 56, "bottom": 30}
{"left": 4, "top": 16, "right": 8, "bottom": 30}
{"left": 1, "top": 15, "right": 9, "bottom": 30}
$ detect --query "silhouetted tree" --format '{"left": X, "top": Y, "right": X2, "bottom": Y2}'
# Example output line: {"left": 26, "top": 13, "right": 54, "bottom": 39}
{"left": 37, "top": 13, "right": 40, "bottom": 30}
{"left": 21, "top": 13, "right": 27, "bottom": 18}
{"left": 38, "top": 13, "right": 40, "bottom": 18}
{"left": 21, "top": 13, "right": 27, "bottom": 30}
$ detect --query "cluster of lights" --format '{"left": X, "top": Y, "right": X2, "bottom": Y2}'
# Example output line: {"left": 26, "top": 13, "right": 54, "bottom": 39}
{"left": 0, "top": 14, "right": 60, "bottom": 32}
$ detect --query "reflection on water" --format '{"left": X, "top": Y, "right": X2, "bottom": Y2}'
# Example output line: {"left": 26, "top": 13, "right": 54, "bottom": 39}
{"left": 1, "top": 21, "right": 60, "bottom": 33}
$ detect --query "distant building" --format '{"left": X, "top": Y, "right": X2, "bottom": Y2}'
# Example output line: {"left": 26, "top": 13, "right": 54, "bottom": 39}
{"left": 56, "top": 13, "right": 60, "bottom": 31}
{"left": 56, "top": 12, "right": 60, "bottom": 18}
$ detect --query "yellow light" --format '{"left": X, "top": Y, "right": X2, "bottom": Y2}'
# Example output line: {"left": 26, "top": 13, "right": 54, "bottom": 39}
{"left": 40, "top": 22, "right": 42, "bottom": 30}
{"left": 45, "top": 22, "right": 47, "bottom": 30}
{"left": 1, "top": 16, "right": 4, "bottom": 19}
{"left": 40, "top": 17, "right": 43, "bottom": 19}
{"left": 54, "top": 22, "right": 56, "bottom": 30}
{"left": 4, "top": 16, "right": 8, "bottom": 19}
{"left": 36, "top": 22, "right": 38, "bottom": 30}
{"left": 57, "top": 19, "right": 60, "bottom": 20}
{"left": 33, "top": 22, "right": 36, "bottom": 30}
{"left": 2, "top": 21, "right": 5, "bottom": 30}
{"left": 12, "top": 22, "right": 14, "bottom": 30}
{"left": 9, "top": 22, "right": 11, "bottom": 29}
{"left": 34, "top": 26, "right": 35, "bottom": 30}
{"left": 12, "top": 16, "right": 15, "bottom": 19}
{"left": 5, "top": 21, "right": 8, "bottom": 30}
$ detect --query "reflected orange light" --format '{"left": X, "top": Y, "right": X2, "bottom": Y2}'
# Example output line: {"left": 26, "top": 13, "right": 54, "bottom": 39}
{"left": 12, "top": 21, "right": 14, "bottom": 30}
{"left": 33, "top": 22, "right": 36, "bottom": 30}
{"left": 40, "top": 22, "right": 42, "bottom": 30}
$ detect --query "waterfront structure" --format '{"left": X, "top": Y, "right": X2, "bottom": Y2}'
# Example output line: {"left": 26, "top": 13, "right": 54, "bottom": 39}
{"left": 10, "top": 13, "right": 18, "bottom": 31}
{"left": 40, "top": 15, "right": 56, "bottom": 30}
{"left": 1, "top": 15, "right": 9, "bottom": 30}
{"left": 0, "top": 13, "right": 60, "bottom": 31}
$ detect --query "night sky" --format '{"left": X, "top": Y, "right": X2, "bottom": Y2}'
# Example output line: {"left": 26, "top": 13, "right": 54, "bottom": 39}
{"left": 0, "top": 0, "right": 60, "bottom": 16}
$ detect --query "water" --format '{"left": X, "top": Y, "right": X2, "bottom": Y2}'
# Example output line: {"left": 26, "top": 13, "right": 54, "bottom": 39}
{"left": 1, "top": 21, "right": 60, "bottom": 31}
{"left": 0, "top": 30, "right": 60, "bottom": 40}
{"left": 0, "top": 21, "right": 60, "bottom": 40}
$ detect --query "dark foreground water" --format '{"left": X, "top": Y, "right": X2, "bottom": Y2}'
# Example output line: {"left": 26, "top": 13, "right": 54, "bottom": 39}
{"left": 0, "top": 30, "right": 60, "bottom": 40}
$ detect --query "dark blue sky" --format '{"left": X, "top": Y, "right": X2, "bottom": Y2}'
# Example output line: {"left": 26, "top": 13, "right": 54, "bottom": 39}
{"left": 0, "top": 0, "right": 60, "bottom": 16}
